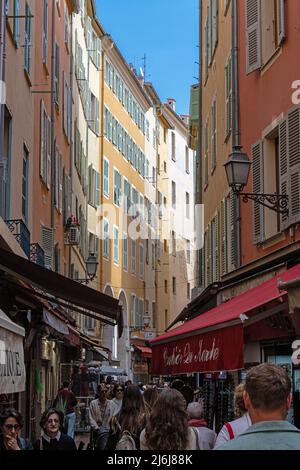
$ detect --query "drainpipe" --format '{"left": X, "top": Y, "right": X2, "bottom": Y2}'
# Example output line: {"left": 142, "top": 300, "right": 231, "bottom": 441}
{"left": 0, "top": 0, "right": 6, "bottom": 166}
{"left": 50, "top": 0, "right": 55, "bottom": 229}
{"left": 231, "top": 0, "right": 241, "bottom": 268}
{"left": 85, "top": 47, "right": 90, "bottom": 270}
{"left": 68, "top": 11, "right": 74, "bottom": 278}
{"left": 197, "top": 0, "right": 203, "bottom": 286}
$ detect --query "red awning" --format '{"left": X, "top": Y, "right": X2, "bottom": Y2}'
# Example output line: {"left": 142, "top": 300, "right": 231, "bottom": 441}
{"left": 134, "top": 345, "right": 152, "bottom": 358}
{"left": 150, "top": 264, "right": 300, "bottom": 375}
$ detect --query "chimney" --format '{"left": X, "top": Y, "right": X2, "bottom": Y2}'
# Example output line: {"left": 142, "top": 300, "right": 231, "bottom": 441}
{"left": 167, "top": 98, "right": 176, "bottom": 111}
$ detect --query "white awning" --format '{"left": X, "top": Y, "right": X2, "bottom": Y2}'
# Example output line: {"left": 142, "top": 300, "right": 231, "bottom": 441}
{"left": 0, "top": 309, "right": 26, "bottom": 394}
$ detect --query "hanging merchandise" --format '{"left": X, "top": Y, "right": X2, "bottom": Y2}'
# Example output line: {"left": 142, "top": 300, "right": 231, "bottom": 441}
{"left": 202, "top": 374, "right": 235, "bottom": 434}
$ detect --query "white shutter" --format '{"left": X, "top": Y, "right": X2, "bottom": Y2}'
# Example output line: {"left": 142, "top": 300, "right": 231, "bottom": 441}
{"left": 252, "top": 140, "right": 264, "bottom": 244}
{"left": 41, "top": 226, "right": 54, "bottom": 270}
{"left": 246, "top": 0, "right": 261, "bottom": 74}
{"left": 88, "top": 165, "right": 93, "bottom": 206}
{"left": 95, "top": 171, "right": 100, "bottom": 207}
{"left": 287, "top": 106, "right": 300, "bottom": 225}
{"left": 86, "top": 17, "right": 92, "bottom": 53}
{"left": 96, "top": 38, "right": 101, "bottom": 69}
{"left": 95, "top": 101, "right": 100, "bottom": 136}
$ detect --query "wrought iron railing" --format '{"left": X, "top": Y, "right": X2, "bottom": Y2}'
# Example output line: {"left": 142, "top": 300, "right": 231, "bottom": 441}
{"left": 30, "top": 243, "right": 45, "bottom": 267}
{"left": 5, "top": 219, "right": 31, "bottom": 259}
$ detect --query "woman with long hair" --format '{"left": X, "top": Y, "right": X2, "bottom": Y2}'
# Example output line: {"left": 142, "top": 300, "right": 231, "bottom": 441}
{"left": 106, "top": 385, "right": 146, "bottom": 450}
{"left": 143, "top": 387, "right": 159, "bottom": 415}
{"left": 140, "top": 389, "right": 198, "bottom": 450}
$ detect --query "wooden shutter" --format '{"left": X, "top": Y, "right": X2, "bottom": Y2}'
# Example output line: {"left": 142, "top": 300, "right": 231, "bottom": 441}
{"left": 221, "top": 199, "right": 227, "bottom": 275}
{"left": 46, "top": 116, "right": 51, "bottom": 188}
{"left": 40, "top": 100, "right": 45, "bottom": 180}
{"left": 287, "top": 106, "right": 300, "bottom": 225}
{"left": 212, "top": 0, "right": 218, "bottom": 54}
{"left": 252, "top": 140, "right": 265, "bottom": 243}
{"left": 230, "top": 191, "right": 238, "bottom": 269}
{"left": 276, "top": 0, "right": 286, "bottom": 45}
{"left": 279, "top": 118, "right": 289, "bottom": 229}
{"left": 246, "top": 0, "right": 261, "bottom": 74}
{"left": 41, "top": 226, "right": 54, "bottom": 270}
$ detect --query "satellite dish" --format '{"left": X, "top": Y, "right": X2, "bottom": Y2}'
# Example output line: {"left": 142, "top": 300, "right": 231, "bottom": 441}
{"left": 139, "top": 67, "right": 144, "bottom": 78}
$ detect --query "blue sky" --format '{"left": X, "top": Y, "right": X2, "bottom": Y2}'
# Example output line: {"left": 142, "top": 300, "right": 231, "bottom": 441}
{"left": 95, "top": 0, "right": 199, "bottom": 115}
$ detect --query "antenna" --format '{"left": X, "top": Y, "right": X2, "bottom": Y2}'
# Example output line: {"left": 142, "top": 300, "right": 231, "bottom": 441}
{"left": 141, "top": 53, "right": 147, "bottom": 81}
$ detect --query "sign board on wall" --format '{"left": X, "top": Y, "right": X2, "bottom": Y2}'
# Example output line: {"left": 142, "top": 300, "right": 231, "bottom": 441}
{"left": 0, "top": 310, "right": 26, "bottom": 394}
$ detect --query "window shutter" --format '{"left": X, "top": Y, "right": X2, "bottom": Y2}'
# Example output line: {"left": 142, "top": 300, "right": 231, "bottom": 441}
{"left": 95, "top": 103, "right": 100, "bottom": 136}
{"left": 40, "top": 100, "right": 45, "bottom": 180}
{"left": 287, "top": 106, "right": 300, "bottom": 225}
{"left": 47, "top": 116, "right": 51, "bottom": 188}
{"left": 276, "top": 0, "right": 286, "bottom": 45}
{"left": 230, "top": 191, "right": 238, "bottom": 269}
{"left": 54, "top": 144, "right": 58, "bottom": 207}
{"left": 207, "top": 223, "right": 212, "bottom": 284}
{"left": 212, "top": 0, "right": 218, "bottom": 54}
{"left": 41, "top": 226, "right": 54, "bottom": 270}
{"left": 63, "top": 72, "right": 68, "bottom": 137}
{"left": 216, "top": 212, "right": 220, "bottom": 281}
{"left": 0, "top": 161, "right": 7, "bottom": 218}
{"left": 59, "top": 154, "right": 63, "bottom": 213}
{"left": 96, "top": 38, "right": 101, "bottom": 69}
{"left": 88, "top": 165, "right": 93, "bottom": 205}
{"left": 86, "top": 17, "right": 92, "bottom": 53}
{"left": 246, "top": 0, "right": 261, "bottom": 74}
{"left": 95, "top": 171, "right": 100, "bottom": 207}
{"left": 252, "top": 140, "right": 265, "bottom": 243}
{"left": 279, "top": 118, "right": 289, "bottom": 229}
{"left": 221, "top": 199, "right": 227, "bottom": 275}
{"left": 207, "top": 1, "right": 212, "bottom": 66}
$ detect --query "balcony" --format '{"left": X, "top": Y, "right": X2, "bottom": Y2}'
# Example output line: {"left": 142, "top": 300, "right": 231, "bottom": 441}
{"left": 5, "top": 219, "right": 31, "bottom": 259}
{"left": 30, "top": 243, "right": 45, "bottom": 267}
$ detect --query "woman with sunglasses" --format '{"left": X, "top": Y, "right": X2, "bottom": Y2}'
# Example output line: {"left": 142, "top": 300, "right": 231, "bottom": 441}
{"left": 34, "top": 408, "right": 77, "bottom": 450}
{"left": 0, "top": 408, "right": 32, "bottom": 450}
{"left": 111, "top": 384, "right": 124, "bottom": 417}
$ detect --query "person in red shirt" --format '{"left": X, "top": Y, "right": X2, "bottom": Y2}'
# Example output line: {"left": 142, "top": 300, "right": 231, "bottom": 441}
{"left": 54, "top": 382, "right": 77, "bottom": 439}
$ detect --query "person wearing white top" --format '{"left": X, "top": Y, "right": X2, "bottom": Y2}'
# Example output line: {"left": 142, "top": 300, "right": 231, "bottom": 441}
{"left": 214, "top": 383, "right": 252, "bottom": 449}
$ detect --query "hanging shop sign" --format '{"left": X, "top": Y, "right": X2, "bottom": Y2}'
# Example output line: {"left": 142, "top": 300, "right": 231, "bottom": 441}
{"left": 151, "top": 324, "right": 244, "bottom": 376}
{"left": 0, "top": 310, "right": 26, "bottom": 394}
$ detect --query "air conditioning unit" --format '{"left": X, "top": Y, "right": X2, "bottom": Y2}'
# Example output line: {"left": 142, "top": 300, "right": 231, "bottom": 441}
{"left": 67, "top": 227, "right": 80, "bottom": 245}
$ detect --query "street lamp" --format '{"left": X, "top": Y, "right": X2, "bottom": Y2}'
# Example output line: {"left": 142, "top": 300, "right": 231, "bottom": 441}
{"left": 77, "top": 253, "right": 98, "bottom": 284}
{"left": 224, "top": 146, "right": 289, "bottom": 215}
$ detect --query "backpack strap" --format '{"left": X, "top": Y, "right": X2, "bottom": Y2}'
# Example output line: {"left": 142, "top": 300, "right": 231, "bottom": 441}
{"left": 191, "top": 427, "right": 202, "bottom": 450}
{"left": 225, "top": 422, "right": 234, "bottom": 440}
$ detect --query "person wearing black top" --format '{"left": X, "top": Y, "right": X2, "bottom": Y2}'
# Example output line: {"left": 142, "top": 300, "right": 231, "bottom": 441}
{"left": 0, "top": 408, "right": 32, "bottom": 451}
{"left": 34, "top": 408, "right": 77, "bottom": 451}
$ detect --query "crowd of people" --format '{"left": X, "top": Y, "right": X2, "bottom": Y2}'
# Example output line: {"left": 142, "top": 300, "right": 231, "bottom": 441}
{"left": 1, "top": 363, "right": 300, "bottom": 450}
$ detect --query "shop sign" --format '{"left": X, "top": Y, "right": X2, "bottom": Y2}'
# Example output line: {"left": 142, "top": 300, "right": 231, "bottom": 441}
{"left": 151, "top": 324, "right": 244, "bottom": 375}
{"left": 0, "top": 331, "right": 26, "bottom": 394}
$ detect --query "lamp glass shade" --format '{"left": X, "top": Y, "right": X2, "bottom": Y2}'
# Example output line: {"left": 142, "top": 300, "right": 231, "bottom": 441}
{"left": 224, "top": 151, "right": 251, "bottom": 190}
{"left": 86, "top": 253, "right": 98, "bottom": 278}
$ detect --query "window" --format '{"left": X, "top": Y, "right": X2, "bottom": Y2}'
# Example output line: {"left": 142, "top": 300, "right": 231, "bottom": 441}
{"left": 63, "top": 73, "right": 71, "bottom": 142}
{"left": 123, "top": 233, "right": 128, "bottom": 271}
{"left": 172, "top": 181, "right": 176, "bottom": 208}
{"left": 186, "top": 192, "right": 190, "bottom": 218}
{"left": 54, "top": 144, "right": 62, "bottom": 212}
{"left": 211, "top": 99, "right": 217, "bottom": 171}
{"left": 164, "top": 161, "right": 167, "bottom": 173}
{"left": 158, "top": 192, "right": 163, "bottom": 219}
{"left": 40, "top": 100, "right": 51, "bottom": 188}
{"left": 152, "top": 243, "right": 155, "bottom": 270}
{"left": 172, "top": 277, "right": 176, "bottom": 294}
{"left": 89, "top": 232, "right": 98, "bottom": 257}
{"left": 103, "top": 158, "right": 109, "bottom": 197}
{"left": 225, "top": 54, "right": 232, "bottom": 137}
{"left": 139, "top": 244, "right": 144, "bottom": 278}
{"left": 245, "top": 0, "right": 286, "bottom": 74}
{"left": 164, "top": 280, "right": 168, "bottom": 293}
{"left": 124, "top": 179, "right": 131, "bottom": 214}
{"left": 185, "top": 146, "right": 190, "bottom": 173}
{"left": 187, "top": 283, "right": 191, "bottom": 299}
{"left": 22, "top": 145, "right": 29, "bottom": 223}
{"left": 41, "top": 225, "right": 54, "bottom": 270}
{"left": 64, "top": 6, "right": 69, "bottom": 47}
{"left": 131, "top": 239, "right": 136, "bottom": 274}
{"left": 187, "top": 239, "right": 191, "bottom": 264}
{"left": 172, "top": 230, "right": 176, "bottom": 255}
{"left": 103, "top": 219, "right": 109, "bottom": 258}
{"left": 43, "top": 0, "right": 48, "bottom": 63}
{"left": 89, "top": 93, "right": 100, "bottom": 135}
{"left": 113, "top": 226, "right": 119, "bottom": 264}
{"left": 152, "top": 167, "right": 156, "bottom": 187}
{"left": 146, "top": 120, "right": 150, "bottom": 141}
{"left": 88, "top": 165, "right": 100, "bottom": 208}
{"left": 24, "top": 3, "right": 31, "bottom": 74}
{"left": 171, "top": 132, "right": 176, "bottom": 161}
{"left": 54, "top": 43, "right": 60, "bottom": 105}
{"left": 13, "top": 0, "right": 20, "bottom": 46}
{"left": 146, "top": 239, "right": 149, "bottom": 264}
{"left": 114, "top": 169, "right": 122, "bottom": 206}
{"left": 204, "top": 120, "right": 209, "bottom": 186}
